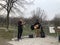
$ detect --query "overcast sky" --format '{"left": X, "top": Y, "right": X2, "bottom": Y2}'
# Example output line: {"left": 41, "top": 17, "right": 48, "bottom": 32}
{"left": 0, "top": 0, "right": 60, "bottom": 20}
{"left": 24, "top": 0, "right": 60, "bottom": 20}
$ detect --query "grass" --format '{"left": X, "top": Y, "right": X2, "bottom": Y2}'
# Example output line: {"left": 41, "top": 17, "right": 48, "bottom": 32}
{"left": 0, "top": 25, "right": 59, "bottom": 45}
{"left": 43, "top": 26, "right": 57, "bottom": 37}
{"left": 23, "top": 25, "right": 35, "bottom": 36}
{"left": 0, "top": 25, "right": 34, "bottom": 40}
{"left": 0, "top": 25, "right": 59, "bottom": 40}
{"left": 0, "top": 29, "right": 14, "bottom": 40}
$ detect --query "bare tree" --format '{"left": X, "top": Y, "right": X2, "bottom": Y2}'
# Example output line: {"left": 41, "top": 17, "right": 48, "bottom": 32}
{"left": 53, "top": 14, "right": 60, "bottom": 27}
{"left": 31, "top": 8, "right": 47, "bottom": 23}
{"left": 0, "top": 0, "right": 34, "bottom": 30}
{"left": 0, "top": 0, "right": 17, "bottom": 29}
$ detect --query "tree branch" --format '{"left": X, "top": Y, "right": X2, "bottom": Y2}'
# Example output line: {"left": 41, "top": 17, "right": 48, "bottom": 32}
{"left": 12, "top": 0, "right": 18, "bottom": 3}
{"left": 21, "top": 0, "right": 34, "bottom": 4}
{"left": 15, "top": 2, "right": 26, "bottom": 9}
{"left": 0, "top": 4, "right": 7, "bottom": 10}
{"left": 13, "top": 6, "right": 23, "bottom": 14}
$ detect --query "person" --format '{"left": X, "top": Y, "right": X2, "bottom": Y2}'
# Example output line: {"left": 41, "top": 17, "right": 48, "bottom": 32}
{"left": 34, "top": 19, "right": 45, "bottom": 38}
{"left": 17, "top": 19, "right": 25, "bottom": 41}
{"left": 34, "top": 19, "right": 41, "bottom": 37}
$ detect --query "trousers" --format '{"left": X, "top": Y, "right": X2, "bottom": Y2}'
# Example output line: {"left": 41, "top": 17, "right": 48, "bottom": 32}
{"left": 17, "top": 27, "right": 23, "bottom": 40}
{"left": 35, "top": 29, "right": 40, "bottom": 37}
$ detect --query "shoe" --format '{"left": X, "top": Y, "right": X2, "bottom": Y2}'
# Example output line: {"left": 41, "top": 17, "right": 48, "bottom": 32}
{"left": 15, "top": 39, "right": 19, "bottom": 41}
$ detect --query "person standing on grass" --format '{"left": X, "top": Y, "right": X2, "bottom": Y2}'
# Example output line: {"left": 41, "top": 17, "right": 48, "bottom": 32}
{"left": 17, "top": 19, "right": 25, "bottom": 41}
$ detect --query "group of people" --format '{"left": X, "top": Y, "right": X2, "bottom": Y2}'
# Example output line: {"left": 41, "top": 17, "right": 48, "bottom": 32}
{"left": 17, "top": 19, "right": 45, "bottom": 41}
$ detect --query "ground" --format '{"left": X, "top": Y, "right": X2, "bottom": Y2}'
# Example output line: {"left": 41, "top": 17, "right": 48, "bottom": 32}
{"left": 0, "top": 27, "right": 59, "bottom": 45}
{"left": 0, "top": 37, "right": 12, "bottom": 45}
{"left": 8, "top": 36, "right": 60, "bottom": 45}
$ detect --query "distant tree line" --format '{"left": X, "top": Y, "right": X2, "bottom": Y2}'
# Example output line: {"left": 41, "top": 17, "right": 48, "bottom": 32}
{"left": 50, "top": 14, "right": 60, "bottom": 28}
{"left": 0, "top": 7, "right": 47, "bottom": 29}
{"left": 0, "top": 0, "right": 34, "bottom": 29}
{"left": 0, "top": 15, "right": 47, "bottom": 27}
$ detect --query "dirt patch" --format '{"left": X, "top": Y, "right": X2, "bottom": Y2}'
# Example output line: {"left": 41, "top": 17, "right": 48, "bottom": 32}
{"left": 0, "top": 37, "right": 12, "bottom": 45}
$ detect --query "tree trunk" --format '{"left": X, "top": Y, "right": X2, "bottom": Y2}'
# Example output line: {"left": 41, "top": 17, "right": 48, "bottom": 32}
{"left": 6, "top": 11, "right": 10, "bottom": 30}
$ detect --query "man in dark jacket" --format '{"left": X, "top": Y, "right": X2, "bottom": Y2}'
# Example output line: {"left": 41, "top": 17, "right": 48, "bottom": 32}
{"left": 34, "top": 19, "right": 41, "bottom": 37}
{"left": 17, "top": 19, "right": 25, "bottom": 40}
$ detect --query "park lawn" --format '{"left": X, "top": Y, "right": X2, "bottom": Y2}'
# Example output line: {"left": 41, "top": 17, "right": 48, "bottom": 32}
{"left": 0, "top": 25, "right": 59, "bottom": 45}
{"left": 0, "top": 25, "right": 59, "bottom": 40}
{"left": 0, "top": 28, "right": 14, "bottom": 40}
{"left": 0, "top": 25, "right": 34, "bottom": 40}
{"left": 0, "top": 27, "right": 15, "bottom": 45}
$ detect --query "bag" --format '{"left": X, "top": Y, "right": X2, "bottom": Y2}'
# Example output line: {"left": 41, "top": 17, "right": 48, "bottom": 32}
{"left": 40, "top": 31, "right": 45, "bottom": 38}
{"left": 29, "top": 34, "right": 33, "bottom": 38}
{"left": 58, "top": 35, "right": 60, "bottom": 42}
{"left": 31, "top": 25, "right": 34, "bottom": 30}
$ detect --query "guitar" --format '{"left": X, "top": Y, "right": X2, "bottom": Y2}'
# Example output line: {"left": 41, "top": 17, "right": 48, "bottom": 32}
{"left": 34, "top": 24, "right": 39, "bottom": 29}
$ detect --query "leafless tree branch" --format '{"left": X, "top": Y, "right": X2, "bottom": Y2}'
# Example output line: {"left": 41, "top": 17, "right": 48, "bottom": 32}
{"left": 0, "top": 4, "right": 7, "bottom": 10}
{"left": 0, "top": 0, "right": 34, "bottom": 29}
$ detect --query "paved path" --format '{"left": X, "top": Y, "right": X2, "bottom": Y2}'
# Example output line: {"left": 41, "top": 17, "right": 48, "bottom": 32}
{"left": 8, "top": 36, "right": 60, "bottom": 45}
{"left": 0, "top": 37, "right": 12, "bottom": 45}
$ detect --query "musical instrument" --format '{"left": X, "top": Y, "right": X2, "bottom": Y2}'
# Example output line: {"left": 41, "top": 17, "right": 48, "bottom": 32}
{"left": 34, "top": 24, "right": 39, "bottom": 29}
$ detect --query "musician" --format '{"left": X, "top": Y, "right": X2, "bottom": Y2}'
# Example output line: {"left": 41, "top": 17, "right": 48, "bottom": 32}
{"left": 17, "top": 19, "right": 25, "bottom": 41}
{"left": 34, "top": 19, "right": 41, "bottom": 37}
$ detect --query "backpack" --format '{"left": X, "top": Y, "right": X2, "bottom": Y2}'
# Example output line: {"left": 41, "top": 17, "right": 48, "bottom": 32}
{"left": 40, "top": 31, "right": 45, "bottom": 38}
{"left": 40, "top": 26, "right": 45, "bottom": 38}
{"left": 31, "top": 25, "right": 34, "bottom": 30}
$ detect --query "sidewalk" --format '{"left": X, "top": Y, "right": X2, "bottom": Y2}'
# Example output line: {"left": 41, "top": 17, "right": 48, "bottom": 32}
{"left": 8, "top": 36, "right": 59, "bottom": 45}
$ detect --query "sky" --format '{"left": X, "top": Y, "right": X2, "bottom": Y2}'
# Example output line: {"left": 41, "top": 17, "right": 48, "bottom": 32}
{"left": 0, "top": 0, "right": 60, "bottom": 20}
{"left": 24, "top": 0, "right": 60, "bottom": 20}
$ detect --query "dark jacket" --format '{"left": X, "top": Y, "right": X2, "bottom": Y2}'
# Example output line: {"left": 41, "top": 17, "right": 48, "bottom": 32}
{"left": 18, "top": 21, "right": 23, "bottom": 31}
